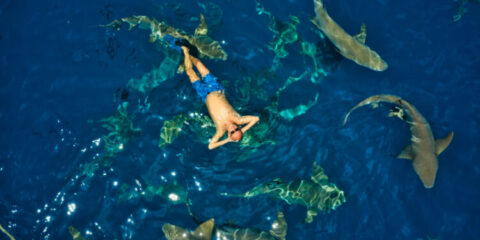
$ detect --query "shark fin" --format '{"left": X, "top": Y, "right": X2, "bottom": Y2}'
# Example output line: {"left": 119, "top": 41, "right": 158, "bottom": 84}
{"left": 162, "top": 224, "right": 191, "bottom": 240}
{"left": 353, "top": 23, "right": 367, "bottom": 44}
{"left": 305, "top": 208, "right": 318, "bottom": 223}
{"left": 435, "top": 131, "right": 454, "bottom": 156}
{"left": 269, "top": 211, "right": 287, "bottom": 240}
{"left": 194, "top": 14, "right": 208, "bottom": 36}
{"left": 69, "top": 226, "right": 86, "bottom": 240}
{"left": 397, "top": 144, "right": 413, "bottom": 160}
{"left": 311, "top": 162, "right": 328, "bottom": 184}
{"left": 311, "top": 18, "right": 323, "bottom": 30}
{"left": 192, "top": 219, "right": 214, "bottom": 240}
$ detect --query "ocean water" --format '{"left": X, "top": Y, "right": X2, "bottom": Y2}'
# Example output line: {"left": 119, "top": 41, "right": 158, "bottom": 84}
{"left": 1, "top": 0, "right": 480, "bottom": 239}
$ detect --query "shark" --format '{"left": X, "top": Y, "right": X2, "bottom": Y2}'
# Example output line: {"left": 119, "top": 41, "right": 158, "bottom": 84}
{"left": 221, "top": 162, "right": 346, "bottom": 223}
{"left": 343, "top": 94, "right": 454, "bottom": 188}
{"left": 162, "top": 211, "right": 287, "bottom": 240}
{"left": 103, "top": 14, "right": 227, "bottom": 61}
{"left": 0, "top": 224, "right": 15, "bottom": 240}
{"left": 68, "top": 226, "right": 86, "bottom": 240}
{"left": 312, "top": 0, "right": 388, "bottom": 71}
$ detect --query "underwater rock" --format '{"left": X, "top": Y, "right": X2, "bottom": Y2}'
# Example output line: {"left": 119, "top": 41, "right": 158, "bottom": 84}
{"left": 162, "top": 211, "right": 287, "bottom": 240}
{"left": 221, "top": 162, "right": 345, "bottom": 223}
{"left": 103, "top": 14, "right": 227, "bottom": 61}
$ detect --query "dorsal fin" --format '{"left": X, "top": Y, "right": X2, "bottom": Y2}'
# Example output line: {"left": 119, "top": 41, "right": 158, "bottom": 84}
{"left": 269, "top": 211, "right": 287, "bottom": 240}
{"left": 435, "top": 131, "right": 454, "bottom": 156}
{"left": 194, "top": 14, "right": 208, "bottom": 36}
{"left": 397, "top": 144, "right": 413, "bottom": 160}
{"left": 353, "top": 23, "right": 367, "bottom": 44}
{"left": 68, "top": 226, "right": 86, "bottom": 240}
{"left": 192, "top": 219, "right": 214, "bottom": 240}
{"left": 311, "top": 162, "right": 328, "bottom": 184}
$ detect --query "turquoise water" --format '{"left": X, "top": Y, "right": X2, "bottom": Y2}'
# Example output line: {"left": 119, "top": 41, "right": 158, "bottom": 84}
{"left": 1, "top": 0, "right": 479, "bottom": 239}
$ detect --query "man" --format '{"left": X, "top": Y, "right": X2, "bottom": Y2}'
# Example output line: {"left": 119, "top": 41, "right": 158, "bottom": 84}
{"left": 179, "top": 44, "right": 259, "bottom": 150}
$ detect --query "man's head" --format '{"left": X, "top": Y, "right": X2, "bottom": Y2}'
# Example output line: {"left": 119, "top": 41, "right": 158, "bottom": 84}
{"left": 228, "top": 124, "right": 243, "bottom": 142}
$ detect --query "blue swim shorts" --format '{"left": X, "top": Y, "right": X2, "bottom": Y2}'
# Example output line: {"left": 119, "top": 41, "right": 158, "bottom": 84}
{"left": 192, "top": 73, "right": 225, "bottom": 102}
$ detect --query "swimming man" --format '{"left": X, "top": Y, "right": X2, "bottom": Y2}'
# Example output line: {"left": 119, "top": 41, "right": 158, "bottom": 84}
{"left": 180, "top": 45, "right": 259, "bottom": 150}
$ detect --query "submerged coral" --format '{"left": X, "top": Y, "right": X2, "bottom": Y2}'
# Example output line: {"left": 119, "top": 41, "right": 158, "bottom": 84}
{"left": 222, "top": 162, "right": 346, "bottom": 223}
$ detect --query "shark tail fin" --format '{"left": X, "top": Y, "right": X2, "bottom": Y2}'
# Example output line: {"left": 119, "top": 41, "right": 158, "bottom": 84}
{"left": 192, "top": 219, "right": 214, "bottom": 240}
{"left": 162, "top": 224, "right": 190, "bottom": 240}
{"left": 269, "top": 211, "right": 287, "bottom": 240}
{"left": 194, "top": 14, "right": 208, "bottom": 36}
{"left": 435, "top": 131, "right": 454, "bottom": 156}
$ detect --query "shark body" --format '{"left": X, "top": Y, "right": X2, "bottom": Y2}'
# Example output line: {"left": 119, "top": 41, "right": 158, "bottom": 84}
{"left": 162, "top": 211, "right": 287, "bottom": 240}
{"left": 103, "top": 14, "right": 227, "bottom": 61}
{"left": 222, "top": 162, "right": 345, "bottom": 223}
{"left": 312, "top": 0, "right": 388, "bottom": 71}
{"left": 343, "top": 94, "right": 454, "bottom": 188}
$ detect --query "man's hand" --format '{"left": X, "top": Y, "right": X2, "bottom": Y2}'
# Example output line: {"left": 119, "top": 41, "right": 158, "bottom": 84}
{"left": 236, "top": 115, "right": 260, "bottom": 133}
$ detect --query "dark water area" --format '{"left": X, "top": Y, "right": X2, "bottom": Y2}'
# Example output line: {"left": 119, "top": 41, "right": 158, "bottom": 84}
{"left": 1, "top": 0, "right": 480, "bottom": 239}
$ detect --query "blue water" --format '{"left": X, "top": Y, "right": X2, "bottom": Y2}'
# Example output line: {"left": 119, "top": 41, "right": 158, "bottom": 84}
{"left": 1, "top": 0, "right": 480, "bottom": 239}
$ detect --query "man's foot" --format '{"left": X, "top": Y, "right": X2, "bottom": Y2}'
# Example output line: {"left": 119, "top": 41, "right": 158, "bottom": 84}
{"left": 164, "top": 34, "right": 182, "bottom": 53}
{"left": 181, "top": 46, "right": 190, "bottom": 56}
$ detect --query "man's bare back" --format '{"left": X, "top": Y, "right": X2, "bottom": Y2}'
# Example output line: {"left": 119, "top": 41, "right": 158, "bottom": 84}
{"left": 181, "top": 45, "right": 259, "bottom": 149}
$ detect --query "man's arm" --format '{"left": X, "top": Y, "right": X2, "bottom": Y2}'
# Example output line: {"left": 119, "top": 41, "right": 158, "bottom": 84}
{"left": 208, "top": 129, "right": 230, "bottom": 150}
{"left": 236, "top": 115, "right": 260, "bottom": 133}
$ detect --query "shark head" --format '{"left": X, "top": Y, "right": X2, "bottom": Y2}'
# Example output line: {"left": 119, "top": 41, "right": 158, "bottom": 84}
{"left": 413, "top": 154, "right": 438, "bottom": 188}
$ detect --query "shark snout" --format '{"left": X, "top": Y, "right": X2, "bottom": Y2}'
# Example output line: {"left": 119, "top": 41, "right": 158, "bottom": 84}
{"left": 416, "top": 164, "right": 437, "bottom": 189}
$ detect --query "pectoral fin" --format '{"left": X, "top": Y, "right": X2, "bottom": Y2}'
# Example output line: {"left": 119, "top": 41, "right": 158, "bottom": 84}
{"left": 194, "top": 14, "right": 208, "bottom": 36}
{"left": 397, "top": 144, "right": 413, "bottom": 160}
{"left": 192, "top": 219, "right": 214, "bottom": 240}
{"left": 269, "top": 211, "right": 287, "bottom": 240}
{"left": 435, "top": 131, "right": 454, "bottom": 156}
{"left": 353, "top": 23, "right": 367, "bottom": 44}
{"left": 305, "top": 209, "right": 318, "bottom": 223}
{"left": 311, "top": 161, "right": 328, "bottom": 184}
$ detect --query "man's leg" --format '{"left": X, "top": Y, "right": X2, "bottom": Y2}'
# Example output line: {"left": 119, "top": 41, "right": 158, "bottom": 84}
{"left": 182, "top": 46, "right": 200, "bottom": 83}
{"left": 190, "top": 56, "right": 210, "bottom": 78}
